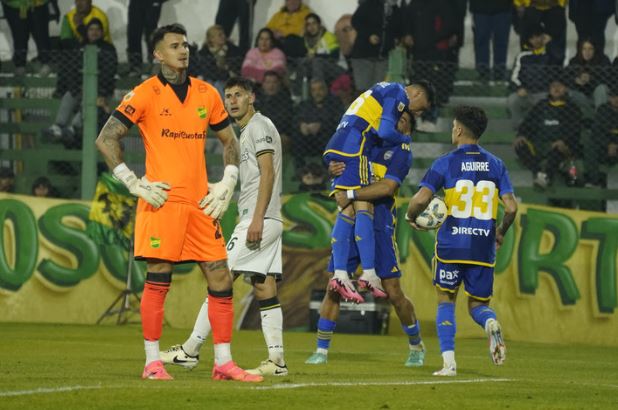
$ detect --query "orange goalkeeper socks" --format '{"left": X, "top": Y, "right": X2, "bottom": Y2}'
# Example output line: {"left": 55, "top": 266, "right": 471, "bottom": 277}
{"left": 140, "top": 272, "right": 172, "bottom": 341}
{"left": 207, "top": 288, "right": 233, "bottom": 344}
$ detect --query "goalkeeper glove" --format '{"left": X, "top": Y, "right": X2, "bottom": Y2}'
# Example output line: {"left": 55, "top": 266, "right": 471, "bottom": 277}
{"left": 199, "top": 165, "right": 239, "bottom": 219}
{"left": 113, "top": 163, "right": 170, "bottom": 208}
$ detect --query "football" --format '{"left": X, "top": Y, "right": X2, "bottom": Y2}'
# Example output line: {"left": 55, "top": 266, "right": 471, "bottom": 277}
{"left": 413, "top": 196, "right": 447, "bottom": 229}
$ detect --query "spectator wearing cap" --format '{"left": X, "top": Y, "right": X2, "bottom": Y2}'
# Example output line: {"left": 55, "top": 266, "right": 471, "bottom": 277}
{"left": 507, "top": 24, "right": 552, "bottom": 129}
{"left": 241, "top": 27, "right": 287, "bottom": 83}
{"left": 0, "top": 167, "right": 15, "bottom": 193}
{"left": 266, "top": 0, "right": 312, "bottom": 58}
{"left": 514, "top": 75, "right": 582, "bottom": 189}
{"left": 293, "top": 78, "right": 344, "bottom": 167}
{"left": 584, "top": 87, "right": 618, "bottom": 186}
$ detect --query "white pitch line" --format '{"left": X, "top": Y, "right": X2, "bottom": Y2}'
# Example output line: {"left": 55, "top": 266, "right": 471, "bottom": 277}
{"left": 252, "top": 378, "right": 512, "bottom": 390}
{"left": 0, "top": 384, "right": 102, "bottom": 397}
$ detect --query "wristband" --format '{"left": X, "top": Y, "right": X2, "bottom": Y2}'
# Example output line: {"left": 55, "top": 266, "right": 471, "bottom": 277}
{"left": 346, "top": 189, "right": 356, "bottom": 200}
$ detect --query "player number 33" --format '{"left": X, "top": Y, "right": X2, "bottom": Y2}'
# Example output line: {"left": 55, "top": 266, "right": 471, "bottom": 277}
{"left": 450, "top": 179, "right": 496, "bottom": 220}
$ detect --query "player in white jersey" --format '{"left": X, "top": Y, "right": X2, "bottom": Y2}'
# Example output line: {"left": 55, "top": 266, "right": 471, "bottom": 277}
{"left": 160, "top": 77, "right": 287, "bottom": 376}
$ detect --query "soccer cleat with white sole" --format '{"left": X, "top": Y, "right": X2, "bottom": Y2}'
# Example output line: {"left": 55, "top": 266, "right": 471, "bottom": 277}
{"left": 246, "top": 359, "right": 289, "bottom": 376}
{"left": 486, "top": 319, "right": 506, "bottom": 365}
{"left": 305, "top": 352, "right": 328, "bottom": 365}
{"left": 159, "top": 344, "right": 199, "bottom": 369}
{"left": 404, "top": 342, "right": 425, "bottom": 367}
{"left": 432, "top": 363, "right": 457, "bottom": 376}
{"left": 357, "top": 273, "right": 387, "bottom": 298}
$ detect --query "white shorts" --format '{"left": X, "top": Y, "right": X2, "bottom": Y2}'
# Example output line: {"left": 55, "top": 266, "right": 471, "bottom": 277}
{"left": 226, "top": 218, "right": 282, "bottom": 279}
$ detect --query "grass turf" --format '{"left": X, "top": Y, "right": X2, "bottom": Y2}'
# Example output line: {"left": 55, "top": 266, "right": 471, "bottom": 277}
{"left": 0, "top": 323, "right": 617, "bottom": 409}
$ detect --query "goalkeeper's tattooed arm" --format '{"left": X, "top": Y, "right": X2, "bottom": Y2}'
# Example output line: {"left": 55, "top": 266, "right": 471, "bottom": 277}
{"left": 215, "top": 125, "right": 240, "bottom": 167}
{"left": 96, "top": 116, "right": 129, "bottom": 169}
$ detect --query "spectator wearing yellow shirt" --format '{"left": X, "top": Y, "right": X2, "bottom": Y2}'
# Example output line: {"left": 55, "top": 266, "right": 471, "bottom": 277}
{"left": 266, "top": 0, "right": 312, "bottom": 57}
{"left": 60, "top": 0, "right": 111, "bottom": 45}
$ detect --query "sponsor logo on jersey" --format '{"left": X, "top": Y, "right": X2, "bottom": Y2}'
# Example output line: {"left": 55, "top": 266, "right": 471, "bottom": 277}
{"left": 124, "top": 105, "right": 136, "bottom": 115}
{"left": 160, "top": 108, "right": 171, "bottom": 116}
{"left": 256, "top": 136, "right": 273, "bottom": 144}
{"left": 384, "top": 150, "right": 393, "bottom": 160}
{"left": 160, "top": 129, "right": 206, "bottom": 140}
{"left": 451, "top": 226, "right": 491, "bottom": 236}
{"left": 461, "top": 161, "right": 489, "bottom": 172}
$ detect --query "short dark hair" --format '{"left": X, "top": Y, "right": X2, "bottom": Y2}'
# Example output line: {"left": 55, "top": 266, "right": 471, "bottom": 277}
{"left": 411, "top": 79, "right": 436, "bottom": 109}
{"left": 305, "top": 13, "right": 322, "bottom": 25}
{"left": 224, "top": 77, "right": 255, "bottom": 93}
{"left": 262, "top": 70, "right": 281, "bottom": 81}
{"left": 453, "top": 106, "right": 488, "bottom": 139}
{"left": 151, "top": 23, "right": 187, "bottom": 49}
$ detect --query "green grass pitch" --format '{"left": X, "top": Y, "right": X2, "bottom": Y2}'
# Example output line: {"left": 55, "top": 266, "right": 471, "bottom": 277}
{"left": 1, "top": 323, "right": 617, "bottom": 409}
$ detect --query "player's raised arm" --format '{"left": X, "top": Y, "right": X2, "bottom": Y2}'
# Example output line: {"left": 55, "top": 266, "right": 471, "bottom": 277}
{"left": 376, "top": 96, "right": 410, "bottom": 145}
{"left": 95, "top": 116, "right": 170, "bottom": 208}
{"left": 496, "top": 193, "right": 518, "bottom": 249}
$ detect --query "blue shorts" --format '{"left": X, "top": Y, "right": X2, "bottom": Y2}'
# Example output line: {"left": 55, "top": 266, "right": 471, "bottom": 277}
{"left": 433, "top": 260, "right": 494, "bottom": 300}
{"left": 327, "top": 154, "right": 371, "bottom": 194}
{"left": 327, "top": 229, "right": 401, "bottom": 280}
{"left": 324, "top": 128, "right": 371, "bottom": 193}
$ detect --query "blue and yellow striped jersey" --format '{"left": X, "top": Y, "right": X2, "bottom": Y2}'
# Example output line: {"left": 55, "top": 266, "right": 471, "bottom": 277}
{"left": 371, "top": 141, "right": 412, "bottom": 232}
{"left": 419, "top": 144, "right": 514, "bottom": 266}
{"left": 324, "top": 82, "right": 410, "bottom": 159}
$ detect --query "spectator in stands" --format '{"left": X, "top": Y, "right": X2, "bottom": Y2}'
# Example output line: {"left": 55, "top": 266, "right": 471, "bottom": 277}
{"left": 470, "top": 0, "right": 512, "bottom": 81}
{"left": 300, "top": 13, "right": 342, "bottom": 83}
{"left": 60, "top": 0, "right": 111, "bottom": 46}
{"left": 294, "top": 79, "right": 343, "bottom": 166}
{"left": 402, "top": 0, "right": 458, "bottom": 107}
{"left": 514, "top": 0, "right": 566, "bottom": 65}
{"left": 507, "top": 24, "right": 551, "bottom": 130}
{"left": 254, "top": 70, "right": 294, "bottom": 143}
{"left": 584, "top": 87, "right": 618, "bottom": 187}
{"left": 126, "top": 0, "right": 167, "bottom": 77}
{"left": 569, "top": 0, "right": 615, "bottom": 55}
{"left": 1, "top": 0, "right": 52, "bottom": 76}
{"left": 197, "top": 24, "right": 243, "bottom": 96}
{"left": 45, "top": 18, "right": 117, "bottom": 148}
{"left": 0, "top": 167, "right": 15, "bottom": 193}
{"left": 298, "top": 162, "right": 328, "bottom": 192}
{"left": 334, "top": 14, "right": 356, "bottom": 61}
{"left": 565, "top": 38, "right": 611, "bottom": 117}
{"left": 31, "top": 176, "right": 59, "bottom": 197}
{"left": 215, "top": 0, "right": 256, "bottom": 52}
{"left": 514, "top": 75, "right": 582, "bottom": 189}
{"left": 330, "top": 72, "right": 356, "bottom": 107}
{"left": 266, "top": 0, "right": 312, "bottom": 58}
{"left": 241, "top": 28, "right": 286, "bottom": 83}
{"left": 350, "top": 0, "right": 401, "bottom": 91}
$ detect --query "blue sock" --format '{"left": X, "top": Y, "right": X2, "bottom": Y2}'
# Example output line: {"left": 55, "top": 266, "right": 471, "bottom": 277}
{"left": 331, "top": 213, "right": 354, "bottom": 271}
{"left": 316, "top": 317, "right": 337, "bottom": 350}
{"left": 355, "top": 210, "right": 375, "bottom": 270}
{"left": 470, "top": 305, "right": 497, "bottom": 329}
{"left": 436, "top": 302, "right": 456, "bottom": 353}
{"left": 402, "top": 321, "right": 422, "bottom": 346}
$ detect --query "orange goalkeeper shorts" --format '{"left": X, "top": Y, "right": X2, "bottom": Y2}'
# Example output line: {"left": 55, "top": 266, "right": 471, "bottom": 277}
{"left": 133, "top": 199, "right": 227, "bottom": 262}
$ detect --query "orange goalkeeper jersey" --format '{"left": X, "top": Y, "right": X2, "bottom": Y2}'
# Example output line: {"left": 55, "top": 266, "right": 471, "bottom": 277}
{"left": 115, "top": 74, "right": 229, "bottom": 205}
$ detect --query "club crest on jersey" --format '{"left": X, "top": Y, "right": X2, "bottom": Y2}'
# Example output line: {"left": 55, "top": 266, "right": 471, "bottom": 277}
{"left": 197, "top": 106, "right": 207, "bottom": 119}
{"left": 150, "top": 237, "right": 161, "bottom": 248}
{"left": 398, "top": 102, "right": 405, "bottom": 112}
{"left": 384, "top": 150, "right": 393, "bottom": 160}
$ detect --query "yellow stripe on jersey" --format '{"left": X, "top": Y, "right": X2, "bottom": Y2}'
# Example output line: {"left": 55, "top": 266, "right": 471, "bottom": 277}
{"left": 354, "top": 94, "right": 384, "bottom": 130}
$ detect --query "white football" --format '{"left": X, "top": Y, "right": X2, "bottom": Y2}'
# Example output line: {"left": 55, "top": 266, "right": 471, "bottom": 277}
{"left": 414, "top": 197, "right": 447, "bottom": 229}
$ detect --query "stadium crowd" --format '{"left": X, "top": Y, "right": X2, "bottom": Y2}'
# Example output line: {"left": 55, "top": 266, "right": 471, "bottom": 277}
{"left": 1, "top": 0, "right": 618, "bottom": 197}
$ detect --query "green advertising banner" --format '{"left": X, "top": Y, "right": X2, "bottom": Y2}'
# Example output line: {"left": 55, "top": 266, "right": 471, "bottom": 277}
{"left": 0, "top": 192, "right": 616, "bottom": 346}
